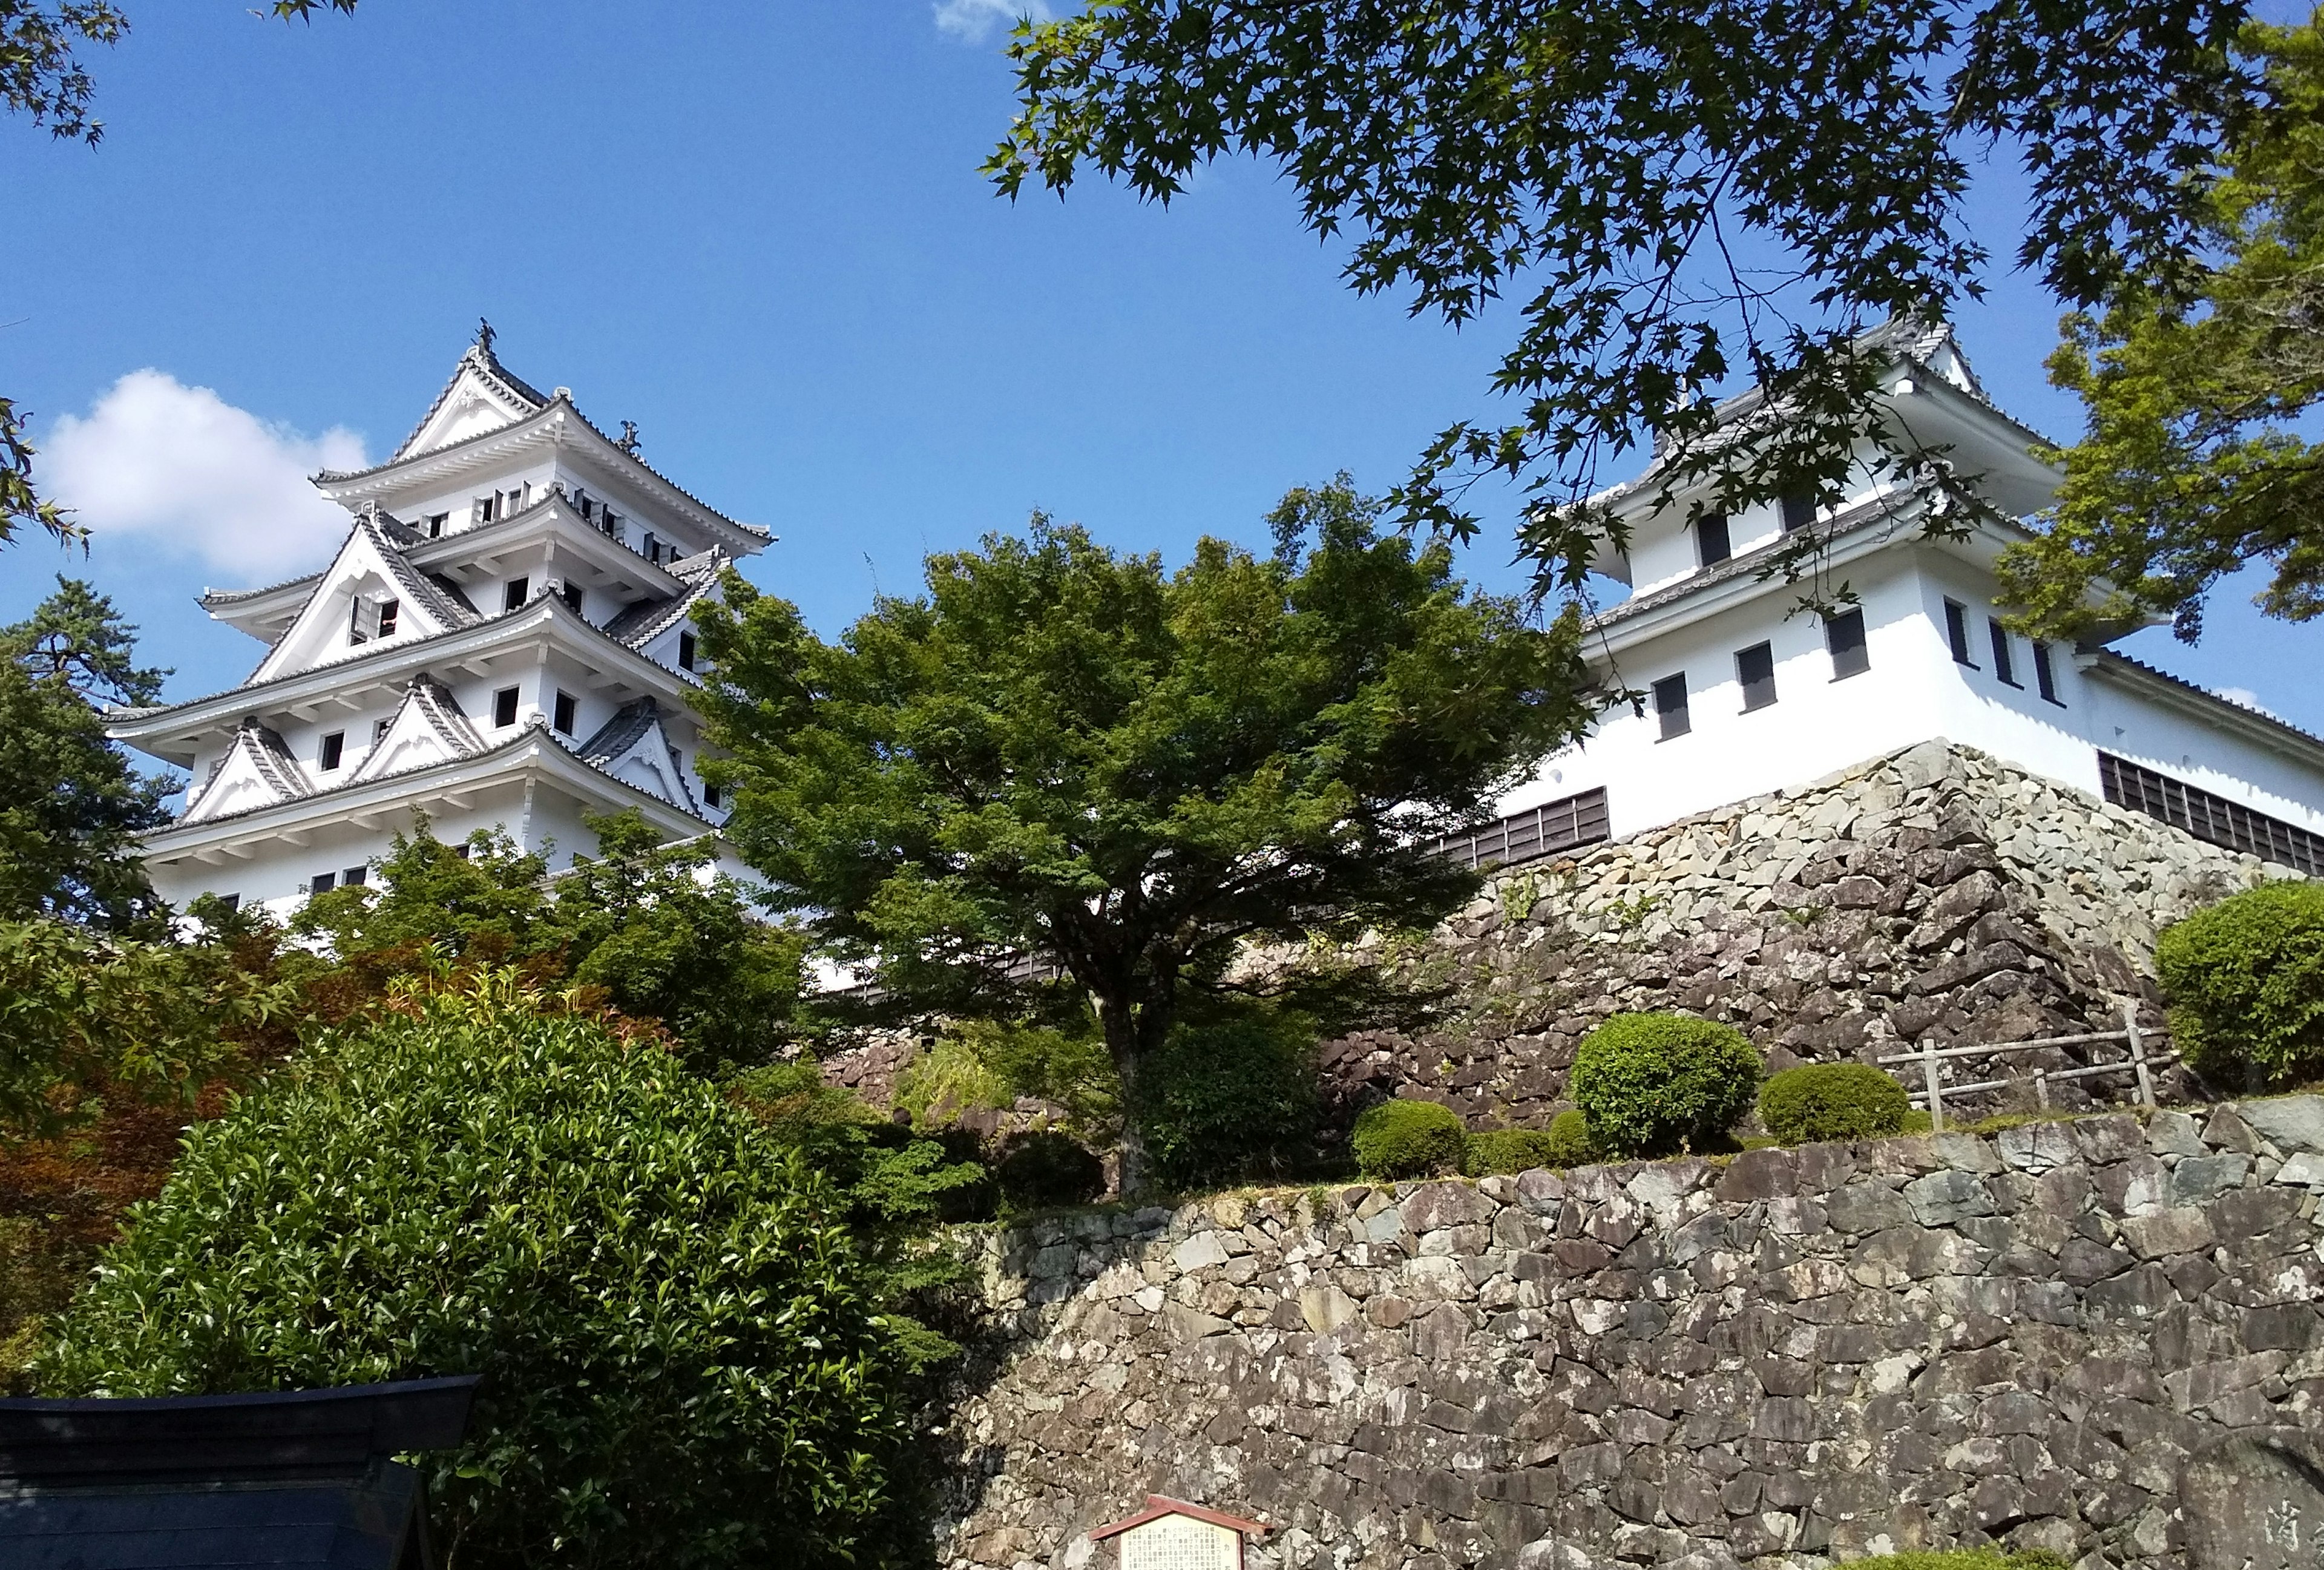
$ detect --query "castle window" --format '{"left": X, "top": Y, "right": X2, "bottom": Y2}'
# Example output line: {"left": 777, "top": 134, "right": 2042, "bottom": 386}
{"left": 554, "top": 690, "right": 577, "bottom": 735}
{"left": 703, "top": 781, "right": 721, "bottom": 809}
{"left": 373, "top": 717, "right": 390, "bottom": 743}
{"left": 678, "top": 631, "right": 697, "bottom": 671}
{"left": 2033, "top": 640, "right": 2064, "bottom": 705}
{"left": 427, "top": 513, "right": 448, "bottom": 538}
{"left": 1694, "top": 513, "right": 1732, "bottom": 567}
{"left": 575, "top": 491, "right": 594, "bottom": 521}
{"left": 1736, "top": 642, "right": 1777, "bottom": 711}
{"left": 376, "top": 599, "right": 398, "bottom": 637}
{"left": 477, "top": 494, "right": 499, "bottom": 524}
{"left": 214, "top": 893, "right": 240, "bottom": 914}
{"left": 560, "top": 581, "right": 584, "bottom": 615}
{"left": 493, "top": 686, "right": 520, "bottom": 728}
{"left": 320, "top": 732, "right": 344, "bottom": 770}
{"left": 341, "top": 865, "right": 367, "bottom": 887}
{"left": 1943, "top": 599, "right": 1977, "bottom": 666}
{"left": 1780, "top": 492, "right": 1817, "bottom": 534}
{"left": 1988, "top": 618, "right": 2020, "bottom": 686}
{"left": 643, "top": 531, "right": 660, "bottom": 564}
{"left": 309, "top": 870, "right": 336, "bottom": 894}
{"left": 1824, "top": 608, "right": 1869, "bottom": 678}
{"left": 503, "top": 577, "right": 530, "bottom": 613}
{"left": 1652, "top": 674, "right": 1690, "bottom": 740}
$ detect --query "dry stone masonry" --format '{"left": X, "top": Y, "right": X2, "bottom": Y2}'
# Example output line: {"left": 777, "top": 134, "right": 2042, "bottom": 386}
{"left": 937, "top": 1099, "right": 2324, "bottom": 1570}
{"left": 1325, "top": 740, "right": 2291, "bottom": 1128}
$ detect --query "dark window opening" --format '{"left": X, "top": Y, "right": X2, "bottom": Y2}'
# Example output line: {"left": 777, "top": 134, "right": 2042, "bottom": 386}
{"left": 320, "top": 732, "right": 344, "bottom": 770}
{"left": 1652, "top": 674, "right": 1690, "bottom": 740}
{"left": 1780, "top": 492, "right": 1817, "bottom": 533}
{"left": 1736, "top": 642, "right": 1777, "bottom": 711}
{"left": 376, "top": 599, "right": 398, "bottom": 638}
{"left": 1989, "top": 618, "right": 2020, "bottom": 686}
{"left": 427, "top": 513, "right": 447, "bottom": 538}
{"left": 478, "top": 494, "right": 499, "bottom": 524}
{"left": 560, "top": 581, "right": 584, "bottom": 615}
{"left": 1943, "top": 599, "right": 1977, "bottom": 666}
{"left": 1695, "top": 513, "right": 1732, "bottom": 567}
{"left": 678, "top": 631, "right": 697, "bottom": 671}
{"left": 643, "top": 531, "right": 660, "bottom": 565}
{"left": 493, "top": 686, "right": 520, "bottom": 728}
{"left": 554, "top": 690, "right": 577, "bottom": 735}
{"left": 450, "top": 842, "right": 471, "bottom": 861}
{"left": 576, "top": 491, "right": 593, "bottom": 521}
{"left": 1824, "top": 608, "right": 1870, "bottom": 678}
{"left": 2034, "top": 640, "right": 2064, "bottom": 705}
{"left": 373, "top": 717, "right": 390, "bottom": 743}
{"left": 1427, "top": 786, "right": 1612, "bottom": 869}
{"left": 309, "top": 870, "right": 336, "bottom": 894}
{"left": 703, "top": 781, "right": 721, "bottom": 809}
{"left": 347, "top": 599, "right": 367, "bottom": 646}
{"left": 2101, "top": 752, "right": 2324, "bottom": 875}
{"left": 503, "top": 577, "right": 530, "bottom": 613}
{"left": 214, "top": 893, "right": 240, "bottom": 914}
{"left": 341, "top": 865, "right": 367, "bottom": 888}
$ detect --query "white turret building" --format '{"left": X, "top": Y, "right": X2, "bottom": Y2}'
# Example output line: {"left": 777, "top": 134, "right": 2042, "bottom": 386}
{"left": 1439, "top": 321, "right": 2324, "bottom": 876}
{"left": 111, "top": 330, "right": 763, "bottom": 915}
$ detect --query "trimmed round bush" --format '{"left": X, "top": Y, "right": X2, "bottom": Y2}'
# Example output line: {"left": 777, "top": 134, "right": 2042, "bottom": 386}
{"left": 994, "top": 1129, "right": 1105, "bottom": 1210}
{"left": 1759, "top": 1062, "right": 1911, "bottom": 1145}
{"left": 1465, "top": 1127, "right": 1561, "bottom": 1176}
{"left": 41, "top": 977, "right": 914, "bottom": 1569}
{"left": 1570, "top": 1011, "right": 1760, "bottom": 1157}
{"left": 1352, "top": 1098, "right": 1467, "bottom": 1178}
{"left": 1542, "top": 1108, "right": 1598, "bottom": 1167}
{"left": 1139, "top": 1010, "right": 1320, "bottom": 1190}
{"left": 2156, "top": 879, "right": 2324, "bottom": 1085}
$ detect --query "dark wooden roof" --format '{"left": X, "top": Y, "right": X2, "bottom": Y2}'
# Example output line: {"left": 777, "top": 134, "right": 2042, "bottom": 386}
{"left": 0, "top": 1376, "right": 479, "bottom": 1570}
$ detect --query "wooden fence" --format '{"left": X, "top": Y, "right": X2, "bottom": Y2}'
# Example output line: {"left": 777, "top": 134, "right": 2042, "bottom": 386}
{"left": 1874, "top": 999, "right": 2175, "bottom": 1132}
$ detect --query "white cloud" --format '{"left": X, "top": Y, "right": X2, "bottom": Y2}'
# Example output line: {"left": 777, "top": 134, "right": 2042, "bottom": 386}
{"left": 43, "top": 369, "right": 367, "bottom": 580}
{"left": 2215, "top": 686, "right": 2280, "bottom": 718}
{"left": 934, "top": 0, "right": 1050, "bottom": 43}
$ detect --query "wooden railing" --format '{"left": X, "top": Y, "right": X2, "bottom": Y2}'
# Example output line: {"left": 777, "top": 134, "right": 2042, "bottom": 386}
{"left": 1875, "top": 999, "right": 2175, "bottom": 1131}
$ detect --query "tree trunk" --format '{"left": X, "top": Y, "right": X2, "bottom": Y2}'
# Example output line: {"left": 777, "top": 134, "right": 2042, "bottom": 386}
{"left": 1097, "top": 994, "right": 1156, "bottom": 1199}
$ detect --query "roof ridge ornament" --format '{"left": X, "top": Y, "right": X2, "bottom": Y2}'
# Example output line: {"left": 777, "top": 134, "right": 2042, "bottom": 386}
{"left": 616, "top": 419, "right": 640, "bottom": 456}
{"left": 474, "top": 317, "right": 496, "bottom": 357}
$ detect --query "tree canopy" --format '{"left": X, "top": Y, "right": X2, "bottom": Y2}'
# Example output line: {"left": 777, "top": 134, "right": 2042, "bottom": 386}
{"left": 42, "top": 974, "right": 917, "bottom": 1570}
{"left": 695, "top": 479, "right": 1590, "bottom": 1191}
{"left": 988, "top": 0, "right": 2269, "bottom": 602}
{"left": 2000, "top": 17, "right": 2324, "bottom": 643}
{"left": 0, "top": 578, "right": 172, "bottom": 927}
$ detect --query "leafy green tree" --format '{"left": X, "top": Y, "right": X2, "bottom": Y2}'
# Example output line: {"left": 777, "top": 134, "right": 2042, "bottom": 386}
{"left": 2000, "top": 18, "right": 2324, "bottom": 643}
{"left": 696, "top": 479, "right": 1591, "bottom": 1192}
{"left": 0, "top": 579, "right": 172, "bottom": 927}
{"left": 42, "top": 973, "right": 917, "bottom": 1570}
{"left": 988, "top": 0, "right": 2268, "bottom": 597}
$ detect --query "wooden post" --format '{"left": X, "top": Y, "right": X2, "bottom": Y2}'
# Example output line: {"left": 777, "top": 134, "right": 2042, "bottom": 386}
{"left": 2126, "top": 999, "right": 2156, "bottom": 1111}
{"left": 2034, "top": 1065, "right": 2050, "bottom": 1111}
{"left": 1922, "top": 1039, "right": 1946, "bottom": 1133}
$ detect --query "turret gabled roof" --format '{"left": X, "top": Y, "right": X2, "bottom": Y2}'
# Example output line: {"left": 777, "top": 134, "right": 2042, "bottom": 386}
{"left": 180, "top": 718, "right": 310, "bottom": 826}
{"left": 387, "top": 342, "right": 550, "bottom": 465}
{"left": 246, "top": 513, "right": 479, "bottom": 686}
{"left": 346, "top": 675, "right": 488, "bottom": 786}
{"left": 599, "top": 548, "right": 726, "bottom": 648}
{"left": 574, "top": 696, "right": 698, "bottom": 815}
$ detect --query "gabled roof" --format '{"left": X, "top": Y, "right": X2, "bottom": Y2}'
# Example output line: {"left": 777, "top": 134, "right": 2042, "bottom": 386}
{"left": 600, "top": 548, "right": 725, "bottom": 648}
{"left": 245, "top": 514, "right": 480, "bottom": 686}
{"left": 574, "top": 695, "right": 699, "bottom": 815}
{"left": 180, "top": 718, "right": 311, "bottom": 825}
{"left": 388, "top": 342, "right": 549, "bottom": 465}
{"left": 346, "top": 675, "right": 488, "bottom": 787}
{"left": 1089, "top": 1495, "right": 1269, "bottom": 1542}
{"left": 2089, "top": 649, "right": 2324, "bottom": 762}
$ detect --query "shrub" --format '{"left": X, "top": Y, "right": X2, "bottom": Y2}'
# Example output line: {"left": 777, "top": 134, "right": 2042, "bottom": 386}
{"left": 1542, "top": 1108, "right": 1598, "bottom": 1166}
{"left": 1353, "top": 1099, "right": 1467, "bottom": 1178}
{"left": 1570, "top": 1011, "right": 1759, "bottom": 1157}
{"left": 1465, "top": 1127, "right": 1561, "bottom": 1175}
{"left": 1140, "top": 1008, "right": 1319, "bottom": 1191}
{"left": 1843, "top": 1552, "right": 2068, "bottom": 1570}
{"left": 2156, "top": 879, "right": 2324, "bottom": 1084}
{"left": 42, "top": 973, "right": 914, "bottom": 1570}
{"left": 994, "top": 1129, "right": 1106, "bottom": 1210}
{"left": 1759, "top": 1062, "right": 1911, "bottom": 1144}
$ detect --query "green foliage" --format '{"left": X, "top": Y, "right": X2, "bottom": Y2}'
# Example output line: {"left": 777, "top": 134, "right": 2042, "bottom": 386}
{"left": 1351, "top": 1099, "right": 1466, "bottom": 1180}
{"left": 2002, "top": 21, "right": 2324, "bottom": 642}
{"left": 1542, "top": 1109, "right": 1598, "bottom": 1168}
{"left": 1842, "top": 1552, "right": 2069, "bottom": 1570}
{"left": 2156, "top": 879, "right": 2324, "bottom": 1083}
{"left": 1464, "top": 1126, "right": 1561, "bottom": 1177}
{"left": 988, "top": 0, "right": 2259, "bottom": 609}
{"left": 44, "top": 975, "right": 917, "bottom": 1569}
{"left": 0, "top": 580, "right": 172, "bottom": 927}
{"left": 894, "top": 1034, "right": 1014, "bottom": 1128}
{"left": 695, "top": 482, "right": 1590, "bottom": 1191}
{"left": 1571, "top": 1012, "right": 1761, "bottom": 1158}
{"left": 0, "top": 918, "right": 283, "bottom": 1138}
{"left": 1137, "top": 1006, "right": 1320, "bottom": 1191}
{"left": 993, "top": 1130, "right": 1105, "bottom": 1211}
{"left": 1759, "top": 1062, "right": 1912, "bottom": 1144}
{"left": 898, "top": 1019, "right": 1121, "bottom": 1138}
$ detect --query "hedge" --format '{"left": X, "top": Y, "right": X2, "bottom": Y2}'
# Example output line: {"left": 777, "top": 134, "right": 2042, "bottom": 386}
{"left": 1570, "top": 1011, "right": 1759, "bottom": 1157}
{"left": 1353, "top": 1099, "right": 1466, "bottom": 1178}
{"left": 2156, "top": 879, "right": 2324, "bottom": 1085}
{"left": 1759, "top": 1062, "right": 1911, "bottom": 1144}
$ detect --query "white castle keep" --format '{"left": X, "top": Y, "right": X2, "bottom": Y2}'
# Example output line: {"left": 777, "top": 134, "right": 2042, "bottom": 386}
{"left": 1445, "top": 321, "right": 2324, "bottom": 875}
{"left": 110, "top": 331, "right": 764, "bottom": 916}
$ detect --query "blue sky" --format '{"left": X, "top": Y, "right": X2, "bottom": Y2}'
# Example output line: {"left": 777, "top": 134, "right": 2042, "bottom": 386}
{"left": 2, "top": 0, "right": 2314, "bottom": 734}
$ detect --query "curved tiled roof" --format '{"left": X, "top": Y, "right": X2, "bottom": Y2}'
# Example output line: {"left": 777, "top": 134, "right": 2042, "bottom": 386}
{"left": 2092, "top": 649, "right": 2324, "bottom": 755}
{"left": 385, "top": 343, "right": 547, "bottom": 465}
{"left": 599, "top": 548, "right": 724, "bottom": 647}
{"left": 181, "top": 718, "right": 309, "bottom": 820}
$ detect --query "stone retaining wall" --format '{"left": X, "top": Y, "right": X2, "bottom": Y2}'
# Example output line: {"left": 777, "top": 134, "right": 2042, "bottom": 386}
{"left": 1325, "top": 740, "right": 2288, "bottom": 1129}
{"left": 937, "top": 1097, "right": 2324, "bottom": 1570}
